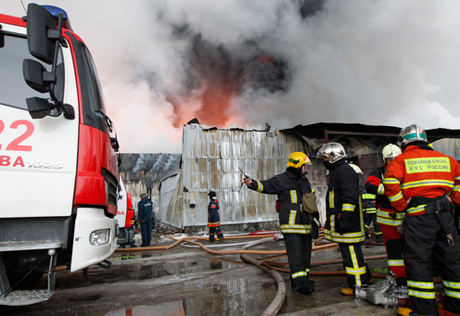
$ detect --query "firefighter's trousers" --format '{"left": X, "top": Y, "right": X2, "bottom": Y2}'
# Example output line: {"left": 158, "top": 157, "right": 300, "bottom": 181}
{"left": 364, "top": 212, "right": 382, "bottom": 239}
{"left": 338, "top": 242, "right": 373, "bottom": 289}
{"left": 283, "top": 233, "right": 313, "bottom": 290}
{"left": 208, "top": 225, "right": 223, "bottom": 241}
{"left": 404, "top": 212, "right": 460, "bottom": 315}
{"left": 380, "top": 224, "right": 406, "bottom": 280}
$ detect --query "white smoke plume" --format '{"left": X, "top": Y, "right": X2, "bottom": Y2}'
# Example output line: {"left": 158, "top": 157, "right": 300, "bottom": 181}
{"left": 4, "top": 0, "right": 460, "bottom": 153}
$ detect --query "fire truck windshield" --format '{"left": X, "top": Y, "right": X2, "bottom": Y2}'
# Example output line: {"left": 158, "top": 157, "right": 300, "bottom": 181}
{"left": 0, "top": 34, "right": 57, "bottom": 110}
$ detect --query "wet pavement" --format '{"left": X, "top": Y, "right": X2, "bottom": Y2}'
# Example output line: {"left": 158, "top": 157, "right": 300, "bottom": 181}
{"left": 0, "top": 233, "right": 403, "bottom": 316}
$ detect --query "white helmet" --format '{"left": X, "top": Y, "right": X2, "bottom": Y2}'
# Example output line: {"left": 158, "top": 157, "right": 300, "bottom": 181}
{"left": 382, "top": 143, "right": 401, "bottom": 161}
{"left": 317, "top": 142, "right": 347, "bottom": 163}
{"left": 397, "top": 124, "right": 427, "bottom": 148}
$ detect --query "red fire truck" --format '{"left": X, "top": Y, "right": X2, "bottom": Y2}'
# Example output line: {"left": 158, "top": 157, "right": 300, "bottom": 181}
{"left": 0, "top": 4, "right": 119, "bottom": 305}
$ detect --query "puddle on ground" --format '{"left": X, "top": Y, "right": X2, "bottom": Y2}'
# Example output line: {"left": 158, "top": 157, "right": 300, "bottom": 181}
{"left": 105, "top": 278, "right": 274, "bottom": 316}
{"left": 62, "top": 256, "right": 243, "bottom": 286}
{"left": 106, "top": 300, "right": 185, "bottom": 316}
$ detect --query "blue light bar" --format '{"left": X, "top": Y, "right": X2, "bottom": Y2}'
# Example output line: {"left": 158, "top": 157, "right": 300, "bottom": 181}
{"left": 42, "top": 5, "right": 69, "bottom": 21}
{"left": 42, "top": 5, "right": 72, "bottom": 30}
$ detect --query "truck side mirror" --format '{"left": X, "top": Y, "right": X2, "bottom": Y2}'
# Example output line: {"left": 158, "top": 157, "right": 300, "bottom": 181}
{"left": 26, "top": 97, "right": 51, "bottom": 119}
{"left": 26, "top": 3, "right": 57, "bottom": 64}
{"left": 23, "top": 58, "right": 54, "bottom": 93}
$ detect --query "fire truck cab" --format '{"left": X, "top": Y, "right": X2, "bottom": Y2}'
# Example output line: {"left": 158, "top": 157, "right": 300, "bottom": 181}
{"left": 0, "top": 4, "right": 119, "bottom": 305}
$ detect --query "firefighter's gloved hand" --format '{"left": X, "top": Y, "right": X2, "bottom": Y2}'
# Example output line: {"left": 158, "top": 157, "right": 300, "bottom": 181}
{"left": 337, "top": 213, "right": 352, "bottom": 235}
{"left": 311, "top": 216, "right": 320, "bottom": 239}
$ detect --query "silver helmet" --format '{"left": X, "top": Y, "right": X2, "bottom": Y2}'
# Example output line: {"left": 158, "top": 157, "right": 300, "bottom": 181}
{"left": 317, "top": 142, "right": 347, "bottom": 163}
{"left": 397, "top": 124, "right": 427, "bottom": 148}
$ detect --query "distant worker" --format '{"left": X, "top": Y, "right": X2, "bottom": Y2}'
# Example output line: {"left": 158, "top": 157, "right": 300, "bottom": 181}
{"left": 317, "top": 142, "right": 372, "bottom": 296}
{"left": 207, "top": 191, "right": 224, "bottom": 242}
{"left": 244, "top": 152, "right": 319, "bottom": 295}
{"left": 138, "top": 193, "right": 153, "bottom": 247}
{"left": 365, "top": 143, "right": 405, "bottom": 286}
{"left": 384, "top": 124, "right": 460, "bottom": 316}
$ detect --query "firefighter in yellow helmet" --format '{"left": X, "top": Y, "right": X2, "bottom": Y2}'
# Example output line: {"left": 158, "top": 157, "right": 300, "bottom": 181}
{"left": 244, "top": 152, "right": 319, "bottom": 295}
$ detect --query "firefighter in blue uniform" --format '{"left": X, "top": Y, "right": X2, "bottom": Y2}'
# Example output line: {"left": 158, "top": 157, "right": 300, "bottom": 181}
{"left": 138, "top": 193, "right": 153, "bottom": 247}
{"left": 317, "top": 142, "right": 373, "bottom": 295}
{"left": 207, "top": 191, "right": 224, "bottom": 242}
{"left": 244, "top": 152, "right": 319, "bottom": 295}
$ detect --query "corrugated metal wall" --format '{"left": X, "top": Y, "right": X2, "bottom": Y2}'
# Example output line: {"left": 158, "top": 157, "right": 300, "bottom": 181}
{"left": 176, "top": 123, "right": 310, "bottom": 229}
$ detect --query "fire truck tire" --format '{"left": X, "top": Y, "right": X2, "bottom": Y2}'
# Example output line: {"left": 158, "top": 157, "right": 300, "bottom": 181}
{"left": 4, "top": 251, "right": 47, "bottom": 290}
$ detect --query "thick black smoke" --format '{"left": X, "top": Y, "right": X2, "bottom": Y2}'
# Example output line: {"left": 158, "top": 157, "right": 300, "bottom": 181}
{"left": 5, "top": 1, "right": 460, "bottom": 153}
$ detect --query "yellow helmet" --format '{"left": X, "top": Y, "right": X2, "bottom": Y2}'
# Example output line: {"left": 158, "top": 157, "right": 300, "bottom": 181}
{"left": 287, "top": 152, "right": 311, "bottom": 169}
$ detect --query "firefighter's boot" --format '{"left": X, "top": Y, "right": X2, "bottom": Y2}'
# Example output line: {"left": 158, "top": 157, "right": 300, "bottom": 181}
{"left": 341, "top": 287, "right": 355, "bottom": 296}
{"left": 291, "top": 278, "right": 315, "bottom": 295}
{"left": 397, "top": 306, "right": 437, "bottom": 316}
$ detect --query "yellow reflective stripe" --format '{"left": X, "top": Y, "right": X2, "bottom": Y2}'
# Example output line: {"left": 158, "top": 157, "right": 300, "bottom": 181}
{"left": 291, "top": 271, "right": 308, "bottom": 279}
{"left": 313, "top": 217, "right": 320, "bottom": 226}
{"left": 377, "top": 210, "right": 405, "bottom": 220}
{"left": 408, "top": 289, "right": 436, "bottom": 299}
{"left": 388, "top": 191, "right": 403, "bottom": 203}
{"left": 323, "top": 229, "right": 366, "bottom": 243}
{"left": 255, "top": 180, "right": 264, "bottom": 192}
{"left": 400, "top": 179, "right": 454, "bottom": 190}
{"left": 405, "top": 157, "right": 451, "bottom": 173}
{"left": 387, "top": 259, "right": 405, "bottom": 267}
{"left": 456, "top": 176, "right": 460, "bottom": 181}
{"left": 289, "top": 210, "right": 296, "bottom": 225}
{"left": 362, "top": 193, "right": 376, "bottom": 199}
{"left": 383, "top": 177, "right": 399, "bottom": 185}
{"left": 406, "top": 205, "right": 427, "bottom": 215}
{"left": 329, "top": 189, "right": 335, "bottom": 208}
{"left": 280, "top": 225, "right": 310, "bottom": 234}
{"left": 290, "top": 190, "right": 297, "bottom": 204}
{"left": 345, "top": 266, "right": 367, "bottom": 274}
{"left": 445, "top": 290, "right": 460, "bottom": 299}
{"left": 443, "top": 281, "right": 460, "bottom": 289}
{"left": 377, "top": 183, "right": 385, "bottom": 195}
{"left": 342, "top": 203, "right": 355, "bottom": 212}
{"left": 348, "top": 245, "right": 366, "bottom": 286}
{"left": 376, "top": 219, "right": 400, "bottom": 226}
{"left": 376, "top": 213, "right": 403, "bottom": 226}
{"left": 453, "top": 186, "right": 460, "bottom": 193}
{"left": 408, "top": 280, "right": 434, "bottom": 289}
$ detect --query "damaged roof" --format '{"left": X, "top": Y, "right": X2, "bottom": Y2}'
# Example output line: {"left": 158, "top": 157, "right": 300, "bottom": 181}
{"left": 281, "top": 122, "right": 460, "bottom": 143}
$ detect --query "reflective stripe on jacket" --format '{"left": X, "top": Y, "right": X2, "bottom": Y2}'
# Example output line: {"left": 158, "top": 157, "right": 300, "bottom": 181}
{"left": 208, "top": 198, "right": 221, "bottom": 227}
{"left": 250, "top": 168, "right": 314, "bottom": 234}
{"left": 323, "top": 159, "right": 366, "bottom": 243}
{"left": 383, "top": 145, "right": 460, "bottom": 215}
{"left": 365, "top": 165, "right": 404, "bottom": 226}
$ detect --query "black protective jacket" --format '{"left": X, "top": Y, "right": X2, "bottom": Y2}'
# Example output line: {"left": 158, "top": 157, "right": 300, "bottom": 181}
{"left": 249, "top": 167, "right": 314, "bottom": 234}
{"left": 323, "top": 159, "right": 366, "bottom": 243}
